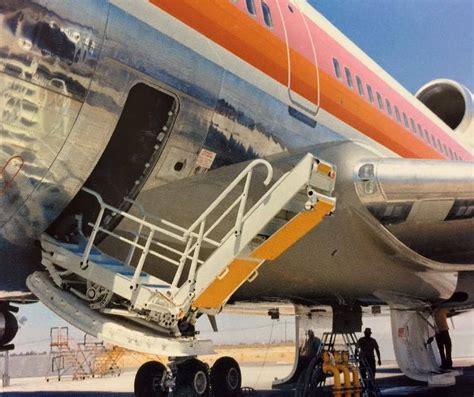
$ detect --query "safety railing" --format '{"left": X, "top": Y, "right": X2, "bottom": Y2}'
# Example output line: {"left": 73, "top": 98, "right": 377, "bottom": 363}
{"left": 80, "top": 158, "right": 274, "bottom": 296}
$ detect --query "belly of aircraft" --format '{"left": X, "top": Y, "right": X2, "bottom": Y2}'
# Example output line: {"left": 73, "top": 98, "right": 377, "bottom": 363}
{"left": 97, "top": 141, "right": 469, "bottom": 305}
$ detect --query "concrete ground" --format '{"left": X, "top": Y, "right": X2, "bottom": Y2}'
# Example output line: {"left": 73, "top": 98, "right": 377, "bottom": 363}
{"left": 0, "top": 360, "right": 473, "bottom": 396}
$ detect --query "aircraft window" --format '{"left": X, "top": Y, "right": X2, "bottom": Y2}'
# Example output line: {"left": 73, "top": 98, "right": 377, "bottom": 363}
{"left": 261, "top": 1, "right": 273, "bottom": 28}
{"left": 356, "top": 76, "right": 364, "bottom": 96}
{"left": 410, "top": 118, "right": 416, "bottom": 133}
{"left": 402, "top": 112, "right": 409, "bottom": 128}
{"left": 345, "top": 67, "right": 353, "bottom": 88}
{"left": 437, "top": 138, "right": 442, "bottom": 152}
{"left": 376, "top": 92, "right": 383, "bottom": 110}
{"left": 385, "top": 99, "right": 392, "bottom": 116}
{"left": 246, "top": 0, "right": 256, "bottom": 15}
{"left": 443, "top": 143, "right": 449, "bottom": 156}
{"left": 333, "top": 58, "right": 341, "bottom": 79}
{"left": 367, "top": 85, "right": 374, "bottom": 103}
{"left": 424, "top": 129, "right": 430, "bottom": 142}
{"left": 394, "top": 106, "right": 401, "bottom": 122}
{"left": 417, "top": 124, "right": 423, "bottom": 138}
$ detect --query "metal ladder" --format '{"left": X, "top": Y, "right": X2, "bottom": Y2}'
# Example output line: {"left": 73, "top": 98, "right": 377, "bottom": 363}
{"left": 33, "top": 154, "right": 336, "bottom": 353}
{"left": 321, "top": 332, "right": 382, "bottom": 397}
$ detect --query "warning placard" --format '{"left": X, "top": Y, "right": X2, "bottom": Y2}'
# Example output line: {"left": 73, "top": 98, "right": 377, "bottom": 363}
{"left": 195, "top": 149, "right": 216, "bottom": 170}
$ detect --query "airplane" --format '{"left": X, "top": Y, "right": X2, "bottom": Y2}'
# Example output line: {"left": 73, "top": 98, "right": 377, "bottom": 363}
{"left": 1, "top": 0, "right": 473, "bottom": 395}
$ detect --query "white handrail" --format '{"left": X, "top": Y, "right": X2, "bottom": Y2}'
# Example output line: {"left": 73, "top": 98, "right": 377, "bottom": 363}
{"left": 131, "top": 229, "right": 155, "bottom": 289}
{"left": 123, "top": 197, "right": 146, "bottom": 266}
{"left": 80, "top": 158, "right": 274, "bottom": 301}
{"left": 81, "top": 206, "right": 105, "bottom": 269}
{"left": 184, "top": 159, "right": 273, "bottom": 237}
{"left": 187, "top": 220, "right": 206, "bottom": 292}
{"left": 82, "top": 188, "right": 186, "bottom": 242}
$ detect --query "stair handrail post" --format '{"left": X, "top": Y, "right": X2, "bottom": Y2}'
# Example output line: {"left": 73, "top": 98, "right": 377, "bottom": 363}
{"left": 184, "top": 159, "right": 273, "bottom": 239}
{"left": 124, "top": 197, "right": 146, "bottom": 266}
{"left": 186, "top": 220, "right": 206, "bottom": 298}
{"left": 124, "top": 218, "right": 144, "bottom": 267}
{"left": 172, "top": 237, "right": 193, "bottom": 288}
{"left": 80, "top": 188, "right": 107, "bottom": 267}
{"left": 131, "top": 228, "right": 155, "bottom": 289}
{"left": 81, "top": 206, "right": 105, "bottom": 268}
{"left": 234, "top": 169, "right": 254, "bottom": 235}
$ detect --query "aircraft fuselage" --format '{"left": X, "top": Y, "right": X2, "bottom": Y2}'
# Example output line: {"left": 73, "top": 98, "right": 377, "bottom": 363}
{"left": 1, "top": 0, "right": 472, "bottom": 306}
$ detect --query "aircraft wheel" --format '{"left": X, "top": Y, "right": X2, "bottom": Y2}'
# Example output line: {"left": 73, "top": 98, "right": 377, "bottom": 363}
{"left": 175, "top": 358, "right": 210, "bottom": 397}
{"left": 134, "top": 360, "right": 167, "bottom": 397}
{"left": 210, "top": 356, "right": 242, "bottom": 396}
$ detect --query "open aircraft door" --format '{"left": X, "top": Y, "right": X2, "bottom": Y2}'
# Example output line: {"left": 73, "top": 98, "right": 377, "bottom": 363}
{"left": 275, "top": 0, "right": 320, "bottom": 119}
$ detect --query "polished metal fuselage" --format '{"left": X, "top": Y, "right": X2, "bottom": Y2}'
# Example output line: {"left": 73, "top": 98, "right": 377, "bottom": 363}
{"left": 1, "top": 1, "right": 473, "bottom": 306}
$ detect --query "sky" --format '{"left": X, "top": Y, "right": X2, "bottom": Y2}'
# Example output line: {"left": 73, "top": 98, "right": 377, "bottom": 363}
{"left": 310, "top": 0, "right": 474, "bottom": 92}
{"left": 10, "top": 1, "right": 474, "bottom": 358}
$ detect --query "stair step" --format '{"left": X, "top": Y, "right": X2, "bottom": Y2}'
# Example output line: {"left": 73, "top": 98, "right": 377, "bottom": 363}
{"left": 54, "top": 239, "right": 165, "bottom": 284}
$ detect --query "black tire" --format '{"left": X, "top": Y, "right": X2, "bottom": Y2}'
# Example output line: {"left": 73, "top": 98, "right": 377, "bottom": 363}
{"left": 210, "top": 356, "right": 242, "bottom": 397}
{"left": 175, "top": 358, "right": 210, "bottom": 397}
{"left": 134, "top": 361, "right": 167, "bottom": 397}
{"left": 0, "top": 311, "right": 18, "bottom": 345}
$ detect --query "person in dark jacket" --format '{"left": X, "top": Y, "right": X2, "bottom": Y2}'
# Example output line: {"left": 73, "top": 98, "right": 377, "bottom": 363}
{"left": 301, "top": 329, "right": 321, "bottom": 358}
{"left": 357, "top": 327, "right": 381, "bottom": 379}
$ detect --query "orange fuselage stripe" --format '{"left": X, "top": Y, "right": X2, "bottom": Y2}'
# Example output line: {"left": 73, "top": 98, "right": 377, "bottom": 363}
{"left": 150, "top": 0, "right": 445, "bottom": 160}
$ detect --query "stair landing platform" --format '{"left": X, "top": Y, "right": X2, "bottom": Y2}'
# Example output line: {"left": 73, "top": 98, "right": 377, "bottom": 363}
{"left": 26, "top": 271, "right": 214, "bottom": 357}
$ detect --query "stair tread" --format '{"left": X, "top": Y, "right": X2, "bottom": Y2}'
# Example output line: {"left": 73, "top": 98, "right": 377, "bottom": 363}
{"left": 58, "top": 241, "right": 167, "bottom": 284}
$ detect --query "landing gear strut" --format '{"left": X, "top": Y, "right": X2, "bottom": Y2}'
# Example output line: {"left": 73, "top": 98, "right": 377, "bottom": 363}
{"left": 134, "top": 356, "right": 241, "bottom": 397}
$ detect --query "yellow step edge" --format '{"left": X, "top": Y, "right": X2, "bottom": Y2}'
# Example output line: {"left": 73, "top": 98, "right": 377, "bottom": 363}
{"left": 251, "top": 199, "right": 334, "bottom": 260}
{"left": 193, "top": 258, "right": 263, "bottom": 309}
{"left": 193, "top": 199, "right": 334, "bottom": 310}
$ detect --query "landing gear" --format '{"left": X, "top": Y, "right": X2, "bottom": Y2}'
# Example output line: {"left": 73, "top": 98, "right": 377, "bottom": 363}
{"left": 134, "top": 356, "right": 242, "bottom": 397}
{"left": 134, "top": 361, "right": 167, "bottom": 397}
{"left": 210, "top": 357, "right": 242, "bottom": 396}
{"left": 175, "top": 358, "right": 210, "bottom": 397}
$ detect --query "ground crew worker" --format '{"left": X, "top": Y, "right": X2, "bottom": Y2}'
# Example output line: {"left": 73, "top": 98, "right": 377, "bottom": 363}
{"left": 357, "top": 327, "right": 381, "bottom": 379}
{"left": 302, "top": 329, "right": 321, "bottom": 358}
{"left": 434, "top": 307, "right": 453, "bottom": 369}
{"left": 297, "top": 329, "right": 321, "bottom": 380}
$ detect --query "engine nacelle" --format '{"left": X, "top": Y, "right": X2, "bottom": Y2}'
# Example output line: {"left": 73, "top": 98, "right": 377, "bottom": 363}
{"left": 416, "top": 79, "right": 473, "bottom": 148}
{"left": 0, "top": 311, "right": 18, "bottom": 346}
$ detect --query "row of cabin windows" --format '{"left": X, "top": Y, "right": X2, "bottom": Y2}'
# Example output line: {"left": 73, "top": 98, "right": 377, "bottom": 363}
{"left": 245, "top": 0, "right": 273, "bottom": 28}
{"left": 234, "top": 1, "right": 467, "bottom": 161}
{"left": 332, "top": 57, "right": 463, "bottom": 161}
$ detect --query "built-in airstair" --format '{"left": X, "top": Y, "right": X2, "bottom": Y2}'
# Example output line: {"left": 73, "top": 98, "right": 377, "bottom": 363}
{"left": 28, "top": 153, "right": 336, "bottom": 356}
